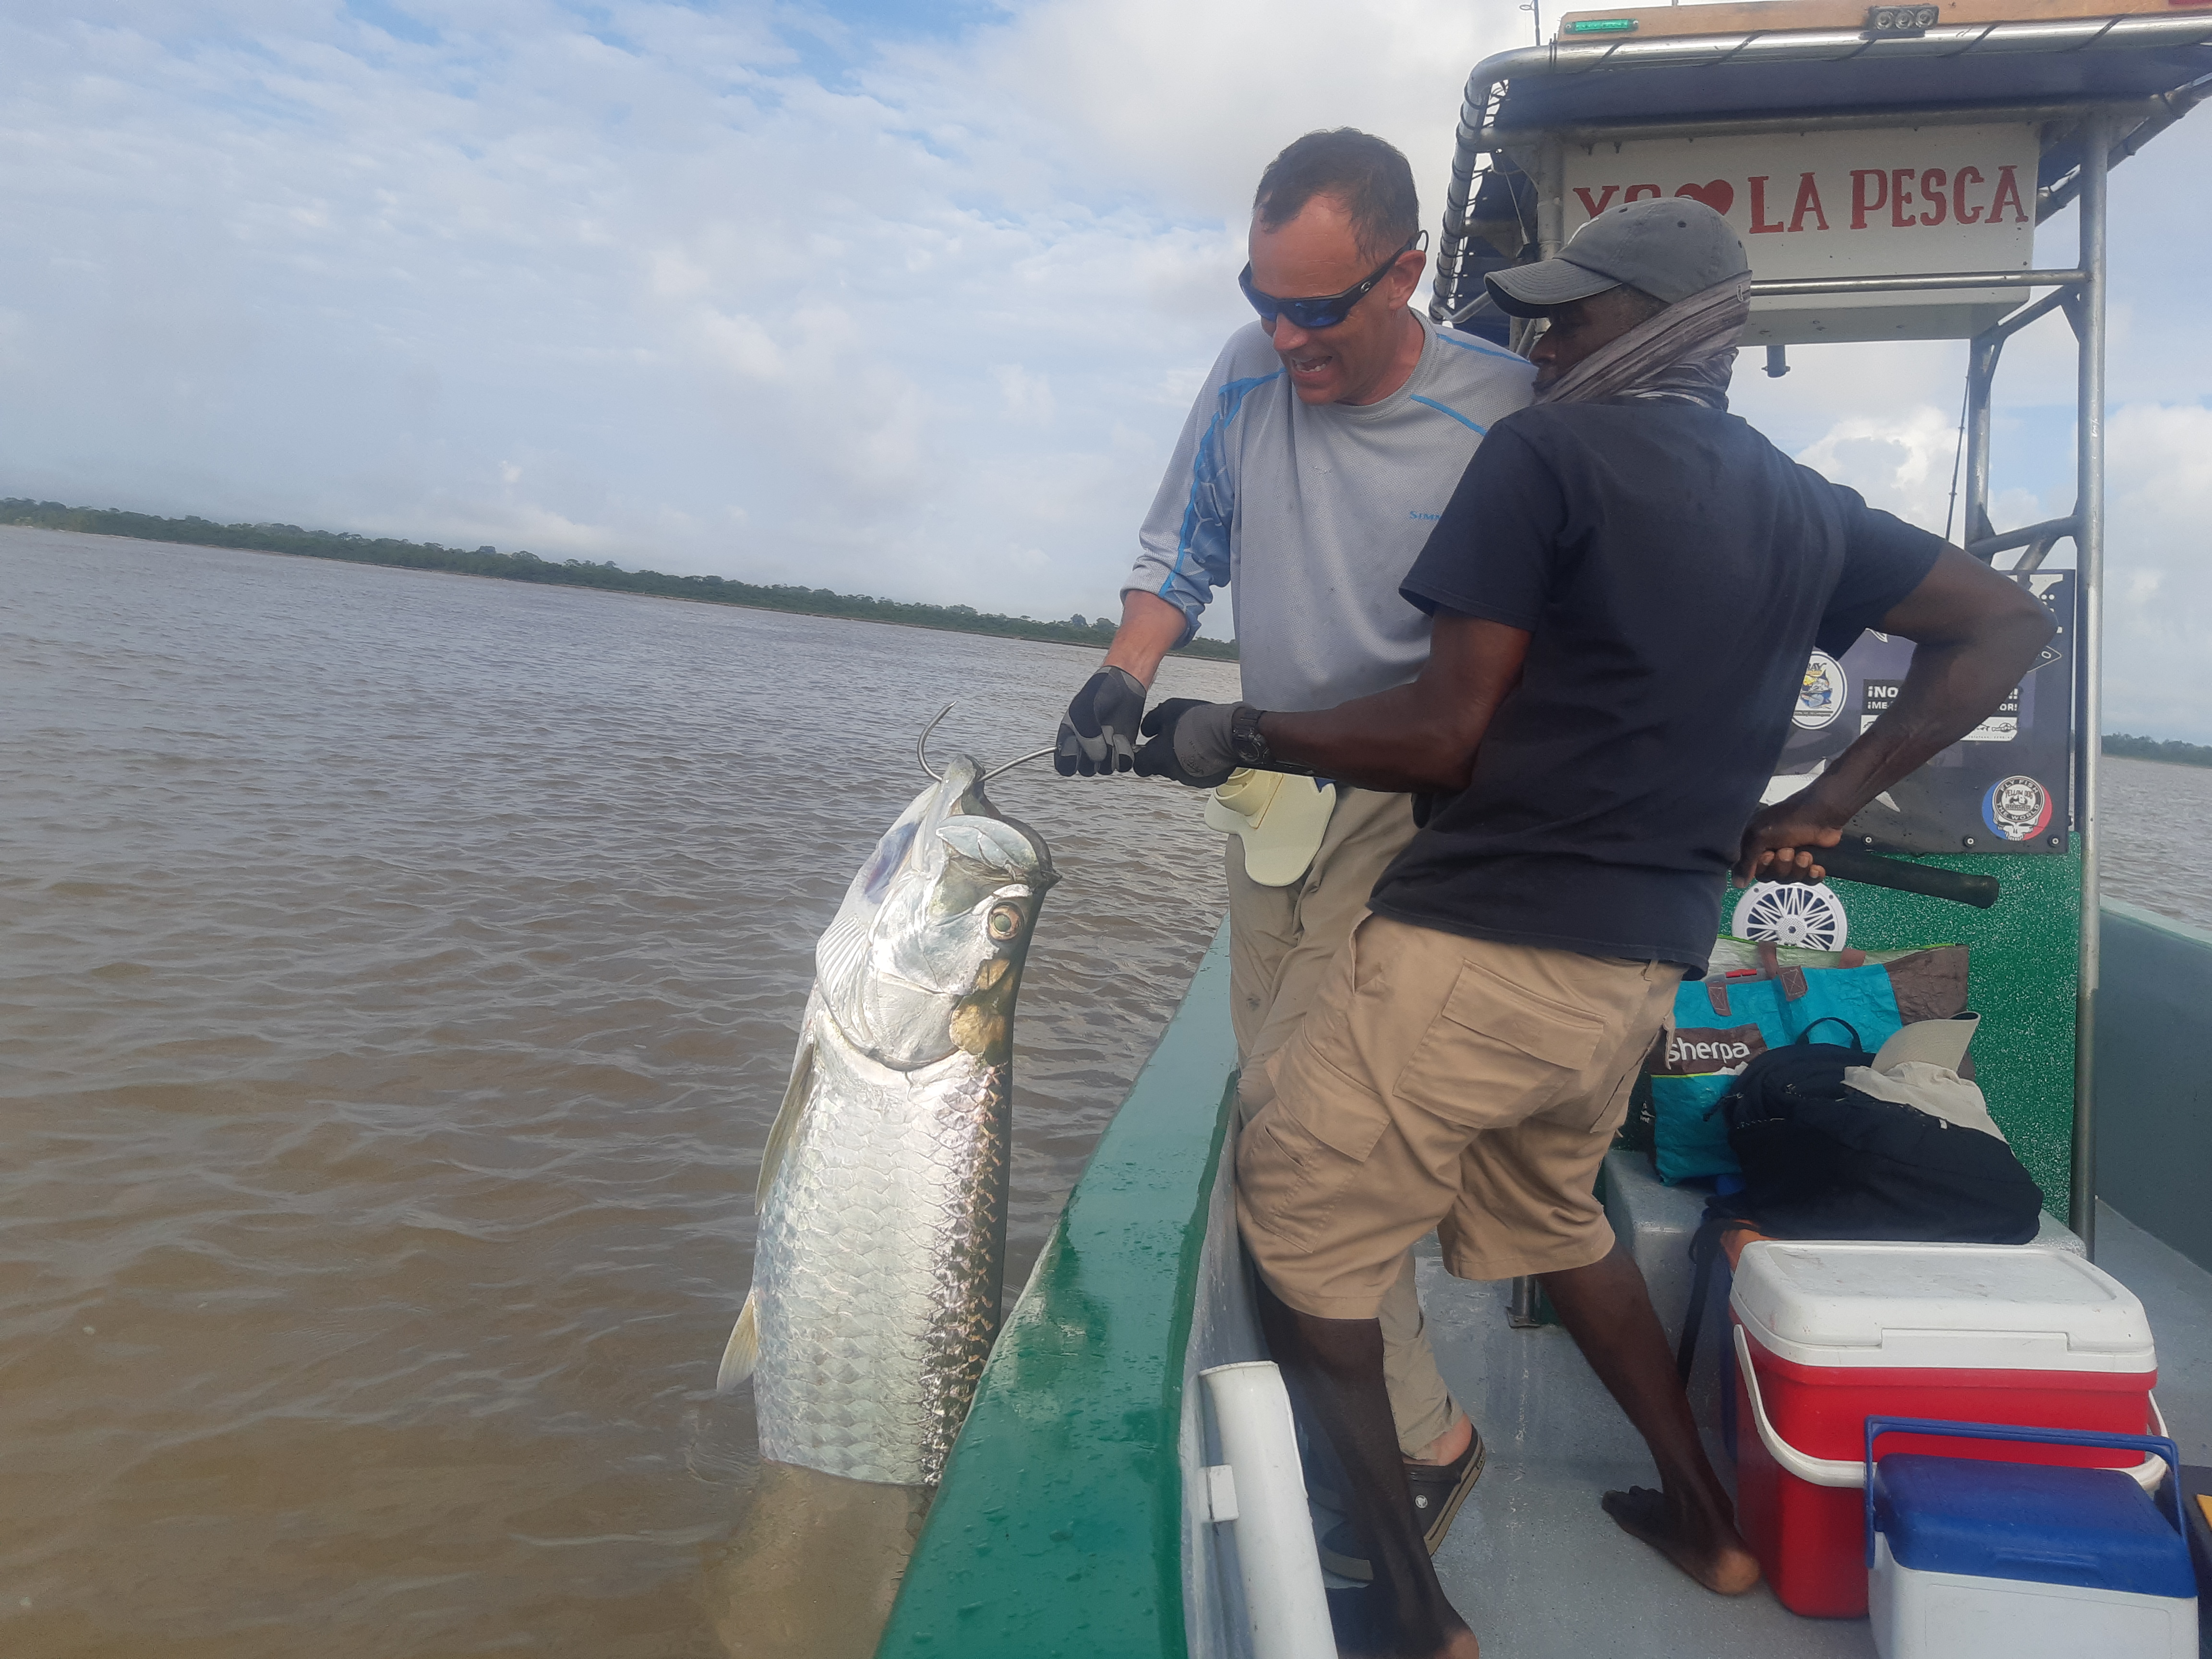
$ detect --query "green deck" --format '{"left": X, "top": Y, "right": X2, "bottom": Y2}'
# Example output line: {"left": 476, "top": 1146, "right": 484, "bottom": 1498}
{"left": 875, "top": 929, "right": 1238, "bottom": 1659}
{"left": 1824, "top": 840, "right": 2082, "bottom": 1223}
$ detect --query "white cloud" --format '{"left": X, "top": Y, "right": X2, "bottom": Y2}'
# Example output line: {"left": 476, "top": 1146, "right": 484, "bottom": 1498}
{"left": 1731, "top": 339, "right": 1966, "bottom": 456}
{"left": 0, "top": 0, "right": 2207, "bottom": 706}
{"left": 993, "top": 365, "right": 1055, "bottom": 427}
{"left": 1786, "top": 401, "right": 2049, "bottom": 540}
{"left": 1782, "top": 393, "right": 2212, "bottom": 743}
{"left": 1792, "top": 404, "right": 1963, "bottom": 532}
{"left": 946, "top": 0, "right": 1513, "bottom": 223}
{"left": 0, "top": 0, "right": 1546, "bottom": 632}
{"left": 2104, "top": 402, "right": 2212, "bottom": 742}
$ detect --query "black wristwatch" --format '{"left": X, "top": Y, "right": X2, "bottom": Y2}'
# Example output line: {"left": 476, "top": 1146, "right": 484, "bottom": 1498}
{"left": 1229, "top": 703, "right": 1272, "bottom": 768}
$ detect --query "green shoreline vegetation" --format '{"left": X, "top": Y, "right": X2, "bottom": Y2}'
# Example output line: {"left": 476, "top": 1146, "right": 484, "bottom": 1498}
{"left": 14, "top": 499, "right": 2203, "bottom": 753}
{"left": 2103, "top": 733, "right": 2212, "bottom": 769}
{"left": 0, "top": 497, "right": 1238, "bottom": 662}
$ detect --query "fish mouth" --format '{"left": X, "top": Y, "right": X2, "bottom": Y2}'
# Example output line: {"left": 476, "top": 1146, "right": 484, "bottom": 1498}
{"left": 948, "top": 767, "right": 1055, "bottom": 892}
{"left": 810, "top": 754, "right": 1058, "bottom": 1070}
{"left": 986, "top": 808, "right": 1056, "bottom": 890}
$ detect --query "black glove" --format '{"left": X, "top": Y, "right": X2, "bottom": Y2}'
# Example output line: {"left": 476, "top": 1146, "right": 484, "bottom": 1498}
{"left": 1054, "top": 666, "right": 1148, "bottom": 777}
{"left": 1134, "top": 699, "right": 1240, "bottom": 789}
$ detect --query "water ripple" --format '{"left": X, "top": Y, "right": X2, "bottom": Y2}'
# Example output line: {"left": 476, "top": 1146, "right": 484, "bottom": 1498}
{"left": 0, "top": 526, "right": 1235, "bottom": 1658}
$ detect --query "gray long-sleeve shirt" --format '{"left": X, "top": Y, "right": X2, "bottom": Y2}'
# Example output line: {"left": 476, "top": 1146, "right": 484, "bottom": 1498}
{"left": 1122, "top": 313, "right": 1533, "bottom": 712}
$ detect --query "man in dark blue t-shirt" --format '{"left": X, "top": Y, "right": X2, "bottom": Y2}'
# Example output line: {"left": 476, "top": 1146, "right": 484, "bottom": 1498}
{"left": 1134, "top": 199, "right": 2055, "bottom": 1656}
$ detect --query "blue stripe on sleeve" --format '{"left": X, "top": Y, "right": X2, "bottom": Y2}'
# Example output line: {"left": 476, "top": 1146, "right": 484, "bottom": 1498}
{"left": 1155, "top": 371, "right": 1282, "bottom": 628}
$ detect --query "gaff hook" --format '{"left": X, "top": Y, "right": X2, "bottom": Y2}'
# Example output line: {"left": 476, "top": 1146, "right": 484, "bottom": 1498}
{"left": 982, "top": 746, "right": 1061, "bottom": 783}
{"left": 917, "top": 702, "right": 954, "bottom": 782}
{"left": 919, "top": 706, "right": 1062, "bottom": 786}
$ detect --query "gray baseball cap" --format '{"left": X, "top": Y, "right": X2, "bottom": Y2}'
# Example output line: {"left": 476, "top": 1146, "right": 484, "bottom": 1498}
{"left": 1485, "top": 197, "right": 1749, "bottom": 317}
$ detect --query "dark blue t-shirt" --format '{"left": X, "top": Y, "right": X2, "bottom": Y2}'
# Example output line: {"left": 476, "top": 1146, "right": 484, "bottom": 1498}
{"left": 1369, "top": 399, "right": 1942, "bottom": 972}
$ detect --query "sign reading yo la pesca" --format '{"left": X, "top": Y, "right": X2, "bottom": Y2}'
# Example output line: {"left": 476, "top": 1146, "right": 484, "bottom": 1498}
{"left": 1561, "top": 122, "right": 2042, "bottom": 342}
{"left": 1569, "top": 165, "right": 2030, "bottom": 236}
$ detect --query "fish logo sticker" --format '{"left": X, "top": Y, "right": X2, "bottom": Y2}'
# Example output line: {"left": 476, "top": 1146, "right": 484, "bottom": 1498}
{"left": 1982, "top": 774, "right": 2052, "bottom": 842}
{"left": 1794, "top": 652, "right": 1846, "bottom": 730}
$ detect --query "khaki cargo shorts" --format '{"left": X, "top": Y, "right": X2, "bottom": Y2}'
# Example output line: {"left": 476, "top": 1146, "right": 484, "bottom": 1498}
{"left": 1237, "top": 912, "right": 1684, "bottom": 1319}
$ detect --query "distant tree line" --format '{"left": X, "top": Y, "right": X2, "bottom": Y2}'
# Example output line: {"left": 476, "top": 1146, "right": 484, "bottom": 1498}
{"left": 0, "top": 498, "right": 1238, "bottom": 662}
{"left": 2103, "top": 733, "right": 2212, "bottom": 769}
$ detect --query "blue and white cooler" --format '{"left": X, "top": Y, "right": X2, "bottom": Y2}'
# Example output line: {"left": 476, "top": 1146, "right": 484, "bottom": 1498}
{"left": 1865, "top": 1417, "right": 2199, "bottom": 1658}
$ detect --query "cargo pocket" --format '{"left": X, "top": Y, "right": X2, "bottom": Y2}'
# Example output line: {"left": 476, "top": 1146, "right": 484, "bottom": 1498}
{"left": 1575, "top": 1043, "right": 1648, "bottom": 1138}
{"left": 1237, "top": 1084, "right": 1392, "bottom": 1255}
{"left": 1391, "top": 957, "right": 1605, "bottom": 1130}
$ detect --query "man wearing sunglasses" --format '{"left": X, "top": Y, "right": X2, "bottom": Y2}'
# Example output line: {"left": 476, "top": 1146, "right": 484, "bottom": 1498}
{"left": 1050, "top": 128, "right": 1533, "bottom": 1572}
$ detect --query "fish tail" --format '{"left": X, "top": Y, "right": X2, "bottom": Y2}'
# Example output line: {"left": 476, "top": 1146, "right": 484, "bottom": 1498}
{"left": 716, "top": 1291, "right": 761, "bottom": 1394}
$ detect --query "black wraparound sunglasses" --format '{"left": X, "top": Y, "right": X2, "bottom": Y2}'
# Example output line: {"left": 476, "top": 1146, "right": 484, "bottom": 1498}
{"left": 1238, "top": 231, "right": 1427, "bottom": 330}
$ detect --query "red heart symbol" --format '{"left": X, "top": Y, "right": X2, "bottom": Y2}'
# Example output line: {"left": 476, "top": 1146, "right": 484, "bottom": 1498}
{"left": 1675, "top": 180, "right": 1735, "bottom": 216}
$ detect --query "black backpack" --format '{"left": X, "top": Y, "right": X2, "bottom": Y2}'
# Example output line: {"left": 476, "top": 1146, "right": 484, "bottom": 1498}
{"left": 1674, "top": 1021, "right": 2044, "bottom": 1380}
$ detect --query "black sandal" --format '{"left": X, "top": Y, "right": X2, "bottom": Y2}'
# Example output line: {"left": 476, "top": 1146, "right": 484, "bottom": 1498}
{"left": 1313, "top": 1429, "right": 1487, "bottom": 1581}
{"left": 1407, "top": 1430, "right": 1486, "bottom": 1553}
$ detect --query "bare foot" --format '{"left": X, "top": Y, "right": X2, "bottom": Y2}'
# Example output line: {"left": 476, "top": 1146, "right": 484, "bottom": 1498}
{"left": 1600, "top": 1485, "right": 1762, "bottom": 1596}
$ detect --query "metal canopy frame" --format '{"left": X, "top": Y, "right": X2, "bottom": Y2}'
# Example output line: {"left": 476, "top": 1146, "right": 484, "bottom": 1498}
{"left": 1436, "top": 22, "right": 2212, "bottom": 1258}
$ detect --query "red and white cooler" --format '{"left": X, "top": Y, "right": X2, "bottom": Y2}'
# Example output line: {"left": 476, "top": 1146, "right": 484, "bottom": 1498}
{"left": 1729, "top": 1239, "right": 2165, "bottom": 1618}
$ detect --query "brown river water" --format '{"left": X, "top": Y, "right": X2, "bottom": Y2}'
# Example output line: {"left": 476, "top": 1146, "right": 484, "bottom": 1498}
{"left": 0, "top": 525, "right": 1239, "bottom": 1659}
{"left": 5, "top": 526, "right": 2201, "bottom": 1659}
{"left": 2097, "top": 755, "right": 2212, "bottom": 931}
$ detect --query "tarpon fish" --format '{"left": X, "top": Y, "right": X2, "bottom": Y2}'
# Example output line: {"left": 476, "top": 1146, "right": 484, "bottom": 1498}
{"left": 717, "top": 755, "right": 1056, "bottom": 1487}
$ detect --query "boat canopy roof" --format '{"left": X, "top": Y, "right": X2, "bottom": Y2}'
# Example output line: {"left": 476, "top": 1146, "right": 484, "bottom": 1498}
{"left": 1486, "top": 5, "right": 2212, "bottom": 131}
{"left": 1434, "top": 1, "right": 2212, "bottom": 325}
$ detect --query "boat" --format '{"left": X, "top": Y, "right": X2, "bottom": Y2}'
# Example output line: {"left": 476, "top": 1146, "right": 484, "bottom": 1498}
{"left": 876, "top": 6, "right": 2212, "bottom": 1653}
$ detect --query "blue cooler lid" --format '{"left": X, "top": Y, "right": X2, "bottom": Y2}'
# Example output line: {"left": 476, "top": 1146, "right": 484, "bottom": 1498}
{"left": 1873, "top": 1453, "right": 2196, "bottom": 1598}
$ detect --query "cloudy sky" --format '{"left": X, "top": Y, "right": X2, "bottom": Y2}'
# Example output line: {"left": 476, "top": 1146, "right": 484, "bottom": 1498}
{"left": 2, "top": 2, "right": 2207, "bottom": 735}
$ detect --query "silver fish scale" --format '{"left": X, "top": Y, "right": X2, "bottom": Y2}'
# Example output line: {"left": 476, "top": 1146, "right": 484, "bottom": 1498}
{"left": 750, "top": 1010, "right": 1010, "bottom": 1487}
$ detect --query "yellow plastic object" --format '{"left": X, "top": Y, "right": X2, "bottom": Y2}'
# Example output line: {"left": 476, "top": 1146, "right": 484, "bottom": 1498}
{"left": 1203, "top": 770, "right": 1336, "bottom": 888}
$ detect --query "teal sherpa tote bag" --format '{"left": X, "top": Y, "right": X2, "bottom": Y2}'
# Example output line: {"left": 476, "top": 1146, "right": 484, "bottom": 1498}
{"left": 1648, "top": 945, "right": 1970, "bottom": 1184}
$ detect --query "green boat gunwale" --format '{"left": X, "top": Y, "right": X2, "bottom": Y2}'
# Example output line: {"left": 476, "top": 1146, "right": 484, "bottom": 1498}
{"left": 876, "top": 926, "right": 1242, "bottom": 1659}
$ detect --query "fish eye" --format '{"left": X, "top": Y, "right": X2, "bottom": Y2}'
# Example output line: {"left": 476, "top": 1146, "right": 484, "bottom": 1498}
{"left": 986, "top": 903, "right": 1022, "bottom": 940}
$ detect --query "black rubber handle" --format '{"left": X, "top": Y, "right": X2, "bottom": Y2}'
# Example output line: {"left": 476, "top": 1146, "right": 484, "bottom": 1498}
{"left": 1816, "top": 844, "right": 2001, "bottom": 910}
